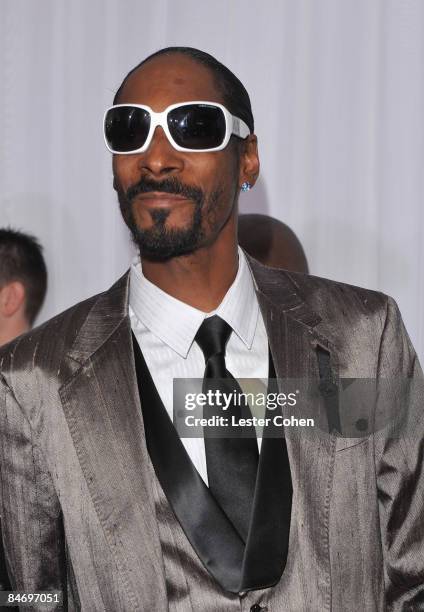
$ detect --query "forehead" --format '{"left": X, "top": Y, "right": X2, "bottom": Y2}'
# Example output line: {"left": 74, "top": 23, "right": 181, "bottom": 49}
{"left": 117, "top": 54, "right": 225, "bottom": 111}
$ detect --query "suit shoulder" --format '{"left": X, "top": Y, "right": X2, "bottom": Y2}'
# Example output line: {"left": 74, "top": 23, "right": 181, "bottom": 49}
{"left": 283, "top": 271, "right": 394, "bottom": 356}
{"left": 250, "top": 256, "right": 389, "bottom": 316}
{"left": 0, "top": 289, "right": 105, "bottom": 372}
{"left": 251, "top": 261, "right": 392, "bottom": 350}
{"left": 286, "top": 269, "right": 388, "bottom": 314}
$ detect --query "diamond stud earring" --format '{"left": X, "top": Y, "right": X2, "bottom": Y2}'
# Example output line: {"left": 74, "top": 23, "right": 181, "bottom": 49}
{"left": 241, "top": 181, "right": 251, "bottom": 192}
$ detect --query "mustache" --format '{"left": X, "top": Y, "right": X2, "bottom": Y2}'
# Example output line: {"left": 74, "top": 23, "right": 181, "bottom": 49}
{"left": 126, "top": 176, "right": 204, "bottom": 204}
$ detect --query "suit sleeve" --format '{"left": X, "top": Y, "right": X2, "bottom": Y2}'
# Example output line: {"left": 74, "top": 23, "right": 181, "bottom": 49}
{"left": 0, "top": 376, "right": 67, "bottom": 610}
{"left": 375, "top": 296, "right": 424, "bottom": 611}
{"left": 0, "top": 518, "right": 13, "bottom": 589}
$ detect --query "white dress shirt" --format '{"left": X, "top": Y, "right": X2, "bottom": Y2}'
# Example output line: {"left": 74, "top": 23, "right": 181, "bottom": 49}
{"left": 129, "top": 247, "right": 269, "bottom": 485}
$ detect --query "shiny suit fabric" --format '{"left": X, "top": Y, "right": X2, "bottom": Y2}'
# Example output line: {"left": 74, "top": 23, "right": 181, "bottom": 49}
{"left": 0, "top": 256, "right": 423, "bottom": 611}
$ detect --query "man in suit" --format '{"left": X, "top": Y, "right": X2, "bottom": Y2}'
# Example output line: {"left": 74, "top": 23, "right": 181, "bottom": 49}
{"left": 0, "top": 228, "right": 47, "bottom": 603}
{"left": 0, "top": 47, "right": 423, "bottom": 611}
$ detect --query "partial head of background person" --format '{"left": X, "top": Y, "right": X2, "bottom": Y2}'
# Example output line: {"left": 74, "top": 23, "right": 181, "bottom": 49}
{"left": 238, "top": 213, "right": 309, "bottom": 273}
{"left": 0, "top": 228, "right": 47, "bottom": 346}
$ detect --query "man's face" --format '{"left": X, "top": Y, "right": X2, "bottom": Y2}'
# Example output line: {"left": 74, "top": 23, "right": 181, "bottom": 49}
{"left": 112, "top": 54, "right": 247, "bottom": 261}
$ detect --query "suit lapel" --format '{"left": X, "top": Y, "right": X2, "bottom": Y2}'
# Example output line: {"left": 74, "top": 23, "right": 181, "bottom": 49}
{"left": 131, "top": 333, "right": 248, "bottom": 594}
{"left": 248, "top": 256, "right": 337, "bottom": 593}
{"left": 59, "top": 273, "right": 167, "bottom": 610}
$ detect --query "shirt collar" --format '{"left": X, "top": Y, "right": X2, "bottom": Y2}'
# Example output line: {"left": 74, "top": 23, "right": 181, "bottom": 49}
{"left": 129, "top": 246, "right": 259, "bottom": 358}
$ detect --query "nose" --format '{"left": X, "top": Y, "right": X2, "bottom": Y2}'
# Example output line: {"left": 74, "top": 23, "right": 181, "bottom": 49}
{"left": 138, "top": 126, "right": 184, "bottom": 178}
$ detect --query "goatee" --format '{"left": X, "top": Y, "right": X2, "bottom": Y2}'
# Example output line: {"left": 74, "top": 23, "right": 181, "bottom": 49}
{"left": 117, "top": 176, "right": 212, "bottom": 262}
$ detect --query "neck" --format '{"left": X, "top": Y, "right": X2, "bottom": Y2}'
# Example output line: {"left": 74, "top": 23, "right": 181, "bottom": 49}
{"left": 141, "top": 215, "right": 239, "bottom": 312}
{"left": 0, "top": 317, "right": 30, "bottom": 347}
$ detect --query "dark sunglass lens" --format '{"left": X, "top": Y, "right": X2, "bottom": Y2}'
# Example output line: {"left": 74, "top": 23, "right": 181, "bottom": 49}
{"left": 168, "top": 104, "right": 226, "bottom": 150}
{"left": 104, "top": 106, "right": 150, "bottom": 152}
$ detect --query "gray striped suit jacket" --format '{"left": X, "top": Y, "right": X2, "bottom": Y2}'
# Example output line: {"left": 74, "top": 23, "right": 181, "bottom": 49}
{"left": 0, "top": 257, "right": 423, "bottom": 610}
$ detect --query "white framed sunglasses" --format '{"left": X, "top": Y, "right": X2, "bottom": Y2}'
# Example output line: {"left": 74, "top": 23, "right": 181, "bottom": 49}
{"left": 103, "top": 100, "right": 250, "bottom": 154}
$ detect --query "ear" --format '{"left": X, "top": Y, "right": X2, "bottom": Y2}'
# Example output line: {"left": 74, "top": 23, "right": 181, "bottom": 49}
{"left": 238, "top": 134, "right": 260, "bottom": 190}
{"left": 0, "top": 281, "right": 26, "bottom": 318}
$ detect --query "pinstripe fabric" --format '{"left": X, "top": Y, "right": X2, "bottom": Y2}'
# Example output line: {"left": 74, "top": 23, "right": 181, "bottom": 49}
{"left": 0, "top": 257, "right": 423, "bottom": 610}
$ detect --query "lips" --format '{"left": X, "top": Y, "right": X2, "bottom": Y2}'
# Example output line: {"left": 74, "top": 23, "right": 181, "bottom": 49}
{"left": 135, "top": 192, "right": 192, "bottom": 206}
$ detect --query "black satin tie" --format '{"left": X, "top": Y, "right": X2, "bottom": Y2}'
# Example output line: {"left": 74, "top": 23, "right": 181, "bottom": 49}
{"left": 195, "top": 315, "right": 259, "bottom": 542}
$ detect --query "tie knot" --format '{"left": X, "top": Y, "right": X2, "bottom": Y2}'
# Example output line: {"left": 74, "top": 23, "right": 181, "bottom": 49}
{"left": 195, "top": 315, "right": 232, "bottom": 361}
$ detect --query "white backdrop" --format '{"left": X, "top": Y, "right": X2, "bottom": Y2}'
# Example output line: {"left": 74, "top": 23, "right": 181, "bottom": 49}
{"left": 1, "top": 0, "right": 423, "bottom": 362}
